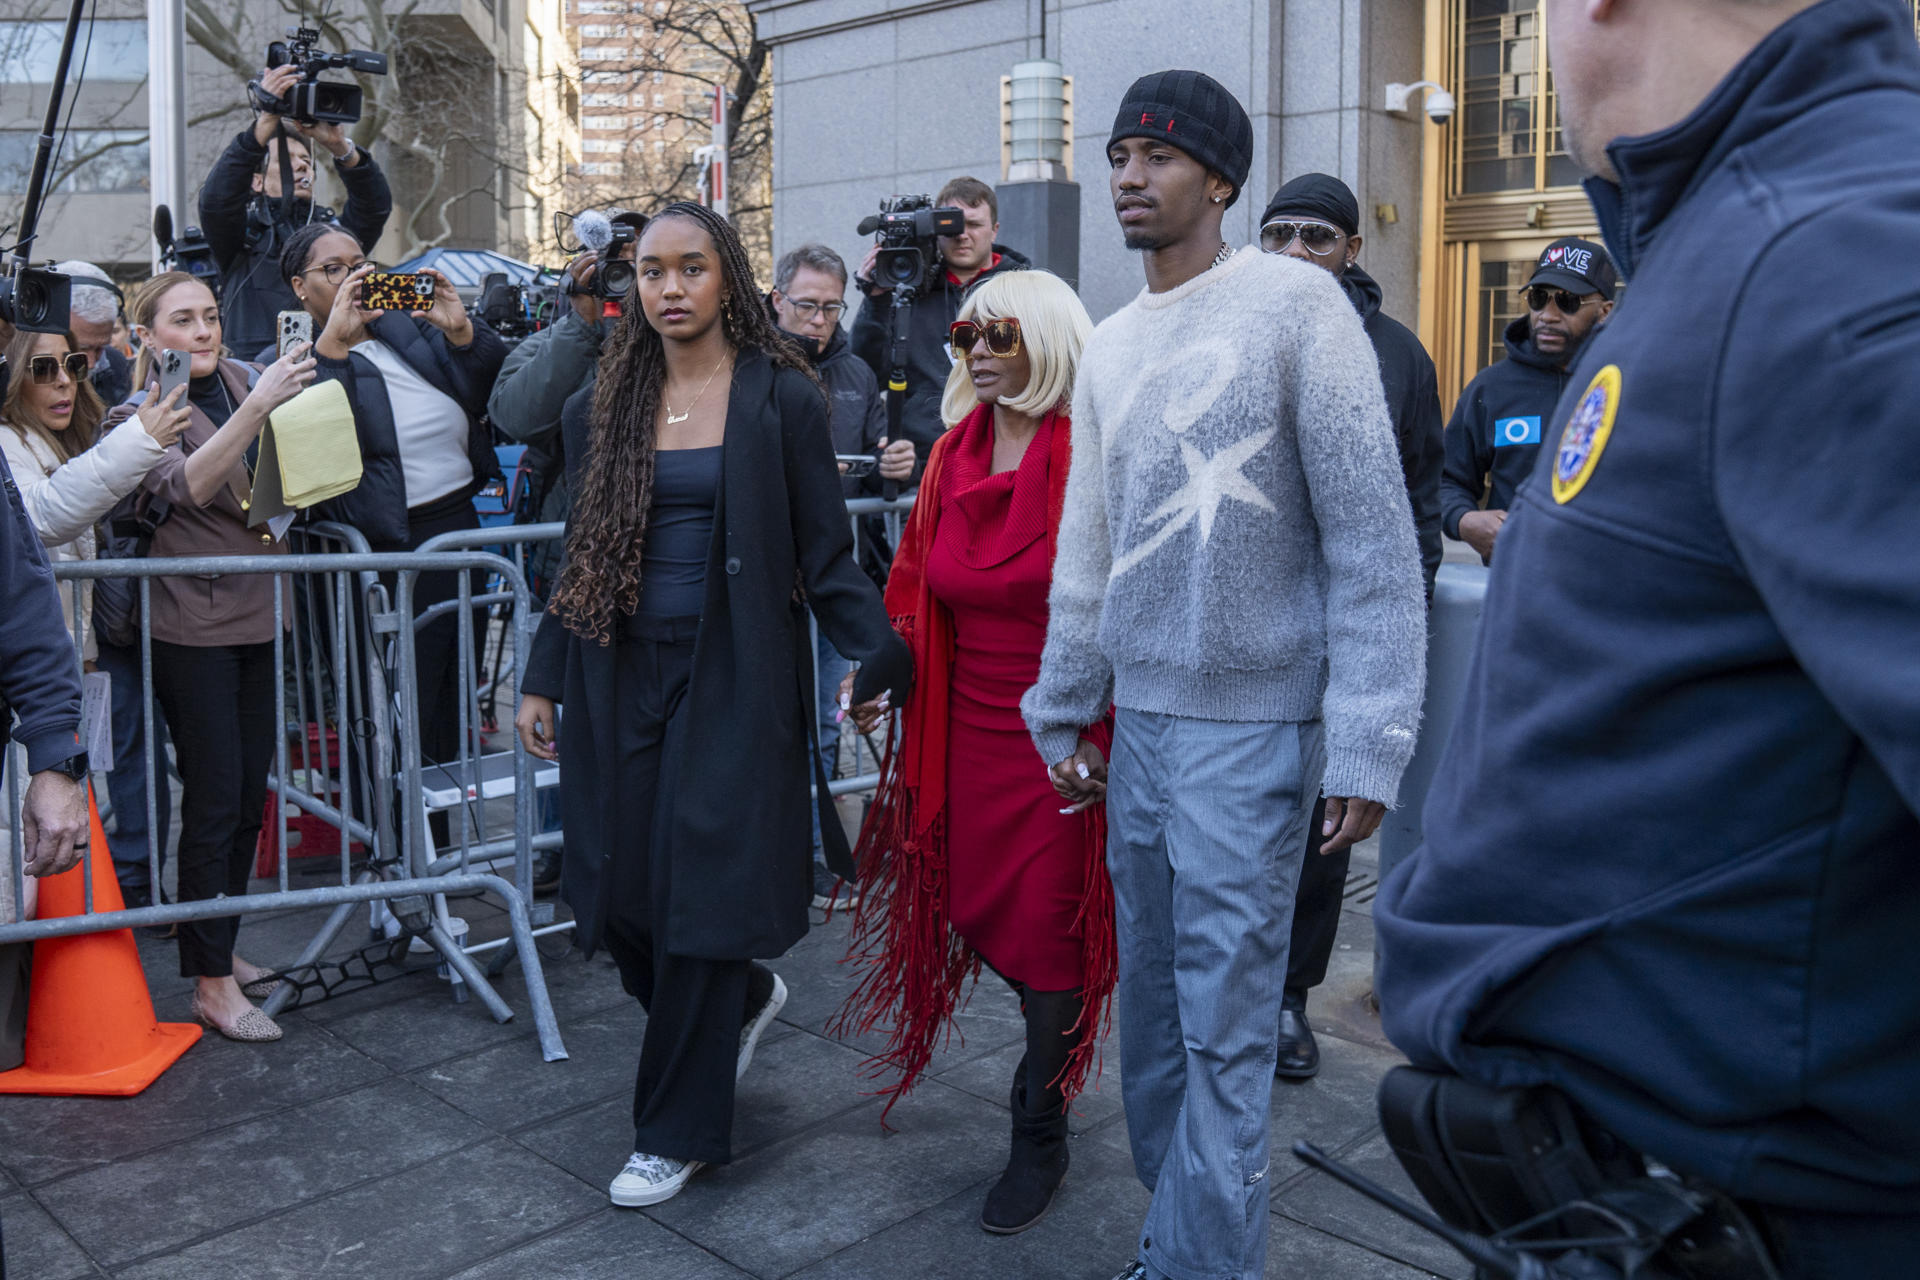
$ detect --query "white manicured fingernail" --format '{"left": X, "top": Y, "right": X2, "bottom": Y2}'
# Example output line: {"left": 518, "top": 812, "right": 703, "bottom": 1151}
{"left": 1075, "top": 762, "right": 1090, "bottom": 780}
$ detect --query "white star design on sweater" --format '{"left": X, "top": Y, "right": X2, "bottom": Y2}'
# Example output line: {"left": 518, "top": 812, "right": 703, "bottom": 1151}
{"left": 1111, "top": 428, "right": 1277, "bottom": 577}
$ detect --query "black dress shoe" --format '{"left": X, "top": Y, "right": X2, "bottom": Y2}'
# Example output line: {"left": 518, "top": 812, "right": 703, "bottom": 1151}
{"left": 531, "top": 849, "right": 562, "bottom": 896}
{"left": 1275, "top": 1007, "right": 1320, "bottom": 1079}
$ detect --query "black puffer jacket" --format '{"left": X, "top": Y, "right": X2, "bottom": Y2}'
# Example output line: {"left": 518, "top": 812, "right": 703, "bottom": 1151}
{"left": 849, "top": 243, "right": 1030, "bottom": 479}
{"left": 1341, "top": 265, "right": 1444, "bottom": 595}
{"left": 309, "top": 313, "right": 505, "bottom": 545}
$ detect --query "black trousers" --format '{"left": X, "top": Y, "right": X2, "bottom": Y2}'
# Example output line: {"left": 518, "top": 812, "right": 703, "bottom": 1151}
{"left": 374, "top": 493, "right": 487, "bottom": 767}
{"left": 150, "top": 639, "right": 277, "bottom": 978}
{"left": 1282, "top": 795, "right": 1346, "bottom": 1008}
{"left": 604, "top": 615, "right": 773, "bottom": 1164}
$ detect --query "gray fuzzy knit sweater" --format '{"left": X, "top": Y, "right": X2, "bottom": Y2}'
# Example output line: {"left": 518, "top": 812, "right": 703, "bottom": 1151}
{"left": 1021, "top": 249, "right": 1426, "bottom": 805}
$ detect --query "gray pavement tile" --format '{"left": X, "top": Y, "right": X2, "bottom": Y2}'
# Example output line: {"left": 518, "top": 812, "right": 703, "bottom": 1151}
{"left": 446, "top": 1207, "right": 753, "bottom": 1280}
{"left": 512, "top": 1028, "right": 877, "bottom": 1188}
{"left": 37, "top": 1078, "right": 488, "bottom": 1267}
{"left": 1266, "top": 1031, "right": 1409, "bottom": 1159}
{"left": 0, "top": 1192, "right": 96, "bottom": 1280}
{"left": 410, "top": 1001, "right": 646, "bottom": 1131}
{"left": 112, "top": 1138, "right": 600, "bottom": 1280}
{"left": 782, "top": 1121, "right": 1151, "bottom": 1280}
{"left": 0, "top": 1018, "right": 385, "bottom": 1187}
{"left": 1273, "top": 1131, "right": 1472, "bottom": 1279}
{"left": 1267, "top": 1217, "right": 1453, "bottom": 1278}
{"left": 643, "top": 1081, "right": 1012, "bottom": 1279}
{"left": 310, "top": 980, "right": 544, "bottom": 1073}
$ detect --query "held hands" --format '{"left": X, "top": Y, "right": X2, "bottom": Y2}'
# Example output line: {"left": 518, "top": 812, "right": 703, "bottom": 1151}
{"left": 567, "top": 254, "right": 603, "bottom": 327}
{"left": 411, "top": 268, "right": 474, "bottom": 347}
{"left": 135, "top": 383, "right": 192, "bottom": 447}
{"left": 877, "top": 437, "right": 914, "bottom": 483}
{"left": 857, "top": 245, "right": 886, "bottom": 297}
{"left": 1049, "top": 740, "right": 1108, "bottom": 814}
{"left": 317, "top": 264, "right": 377, "bottom": 358}
{"left": 287, "top": 116, "right": 354, "bottom": 162}
{"left": 837, "top": 669, "right": 891, "bottom": 735}
{"left": 250, "top": 343, "right": 319, "bottom": 414}
{"left": 1320, "top": 796, "right": 1385, "bottom": 856}
{"left": 251, "top": 66, "right": 301, "bottom": 139}
{"left": 20, "top": 772, "right": 87, "bottom": 878}
{"left": 516, "top": 695, "right": 559, "bottom": 762}
{"left": 1458, "top": 509, "right": 1507, "bottom": 565}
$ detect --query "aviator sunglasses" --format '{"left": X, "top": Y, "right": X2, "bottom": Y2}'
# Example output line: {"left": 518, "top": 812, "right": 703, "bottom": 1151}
{"left": 1522, "top": 285, "right": 1597, "bottom": 314}
{"left": 1259, "top": 219, "right": 1344, "bottom": 256}
{"left": 949, "top": 316, "right": 1023, "bottom": 359}
{"left": 28, "top": 352, "right": 90, "bottom": 385}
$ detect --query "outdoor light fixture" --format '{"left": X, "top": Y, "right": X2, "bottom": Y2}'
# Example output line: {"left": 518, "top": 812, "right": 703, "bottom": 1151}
{"left": 1384, "top": 80, "right": 1455, "bottom": 124}
{"left": 1003, "top": 59, "right": 1073, "bottom": 181}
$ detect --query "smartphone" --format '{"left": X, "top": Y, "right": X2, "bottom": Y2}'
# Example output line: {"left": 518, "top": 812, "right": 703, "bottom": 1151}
{"left": 836, "top": 454, "right": 879, "bottom": 478}
{"left": 362, "top": 272, "right": 435, "bottom": 312}
{"left": 157, "top": 348, "right": 189, "bottom": 403}
{"left": 276, "top": 310, "right": 313, "bottom": 360}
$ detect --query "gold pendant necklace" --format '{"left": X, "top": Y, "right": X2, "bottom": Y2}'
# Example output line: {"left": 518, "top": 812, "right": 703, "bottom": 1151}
{"left": 663, "top": 353, "right": 730, "bottom": 425}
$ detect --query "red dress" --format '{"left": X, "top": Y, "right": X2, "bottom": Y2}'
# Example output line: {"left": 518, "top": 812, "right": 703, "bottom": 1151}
{"left": 923, "top": 415, "right": 1084, "bottom": 989}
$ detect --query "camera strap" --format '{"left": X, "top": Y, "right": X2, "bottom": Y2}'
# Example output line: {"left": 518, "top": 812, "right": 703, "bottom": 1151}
{"left": 274, "top": 130, "right": 298, "bottom": 230}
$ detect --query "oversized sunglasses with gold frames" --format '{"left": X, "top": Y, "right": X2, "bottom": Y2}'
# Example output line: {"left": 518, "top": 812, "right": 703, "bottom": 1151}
{"left": 27, "top": 352, "right": 90, "bottom": 384}
{"left": 949, "top": 316, "right": 1023, "bottom": 359}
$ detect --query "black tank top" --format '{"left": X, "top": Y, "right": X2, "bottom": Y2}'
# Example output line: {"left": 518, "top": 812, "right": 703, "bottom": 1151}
{"left": 634, "top": 445, "right": 720, "bottom": 618}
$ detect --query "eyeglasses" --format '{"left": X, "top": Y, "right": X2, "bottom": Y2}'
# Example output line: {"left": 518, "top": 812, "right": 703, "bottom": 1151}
{"left": 1259, "top": 219, "right": 1344, "bottom": 256}
{"left": 302, "top": 259, "right": 377, "bottom": 285}
{"left": 1522, "top": 285, "right": 1597, "bottom": 314}
{"left": 783, "top": 298, "right": 847, "bottom": 321}
{"left": 949, "top": 317, "right": 1022, "bottom": 359}
{"left": 27, "top": 353, "right": 90, "bottom": 385}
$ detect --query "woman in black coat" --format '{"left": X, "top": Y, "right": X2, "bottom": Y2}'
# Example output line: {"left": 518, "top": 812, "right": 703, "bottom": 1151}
{"left": 515, "top": 203, "right": 909, "bottom": 1209}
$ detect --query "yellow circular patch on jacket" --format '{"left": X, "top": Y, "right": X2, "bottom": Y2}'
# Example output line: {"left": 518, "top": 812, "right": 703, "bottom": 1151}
{"left": 1551, "top": 364, "right": 1621, "bottom": 505}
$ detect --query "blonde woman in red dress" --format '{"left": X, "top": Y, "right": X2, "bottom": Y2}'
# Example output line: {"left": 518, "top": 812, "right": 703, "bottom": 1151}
{"left": 837, "top": 269, "right": 1112, "bottom": 1235}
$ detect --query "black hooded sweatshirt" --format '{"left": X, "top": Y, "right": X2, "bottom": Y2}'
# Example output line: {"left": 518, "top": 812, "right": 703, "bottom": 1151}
{"left": 1438, "top": 317, "right": 1578, "bottom": 540}
{"left": 1340, "top": 265, "right": 1444, "bottom": 594}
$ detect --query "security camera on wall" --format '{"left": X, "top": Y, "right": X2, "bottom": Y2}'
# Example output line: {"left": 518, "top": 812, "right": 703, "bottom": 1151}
{"left": 1384, "top": 81, "right": 1454, "bottom": 125}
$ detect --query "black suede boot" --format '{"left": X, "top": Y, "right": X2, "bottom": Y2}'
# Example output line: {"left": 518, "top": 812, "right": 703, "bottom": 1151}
{"left": 980, "top": 986, "right": 1080, "bottom": 1234}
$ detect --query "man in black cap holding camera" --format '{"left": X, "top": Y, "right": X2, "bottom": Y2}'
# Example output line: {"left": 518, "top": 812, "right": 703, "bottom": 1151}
{"left": 1439, "top": 237, "right": 1614, "bottom": 565}
{"left": 1025, "top": 70, "right": 1424, "bottom": 1280}
{"left": 1258, "top": 172, "right": 1444, "bottom": 1083}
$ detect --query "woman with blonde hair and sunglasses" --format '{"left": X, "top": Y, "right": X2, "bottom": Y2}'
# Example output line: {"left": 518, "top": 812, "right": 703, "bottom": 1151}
{"left": 837, "top": 268, "right": 1111, "bottom": 1236}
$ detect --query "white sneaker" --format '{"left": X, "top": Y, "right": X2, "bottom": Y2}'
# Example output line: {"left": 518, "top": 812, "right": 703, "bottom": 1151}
{"left": 609, "top": 1151, "right": 703, "bottom": 1207}
{"left": 737, "top": 971, "right": 788, "bottom": 1081}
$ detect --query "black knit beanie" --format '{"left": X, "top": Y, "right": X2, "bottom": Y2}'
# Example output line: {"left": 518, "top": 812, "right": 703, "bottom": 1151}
{"left": 1261, "top": 172, "right": 1361, "bottom": 237}
{"left": 1108, "top": 70, "right": 1254, "bottom": 208}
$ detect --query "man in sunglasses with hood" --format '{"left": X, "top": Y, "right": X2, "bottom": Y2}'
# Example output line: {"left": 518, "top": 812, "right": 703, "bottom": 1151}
{"left": 1439, "top": 237, "right": 1614, "bottom": 564}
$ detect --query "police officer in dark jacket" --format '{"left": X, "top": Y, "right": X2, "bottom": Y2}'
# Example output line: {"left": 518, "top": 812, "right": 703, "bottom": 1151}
{"left": 1438, "top": 237, "right": 1614, "bottom": 564}
{"left": 850, "top": 176, "right": 1029, "bottom": 481}
{"left": 1256, "top": 172, "right": 1445, "bottom": 1079}
{"left": 0, "top": 447, "right": 88, "bottom": 1068}
{"left": 1376, "top": 2, "right": 1920, "bottom": 1275}
{"left": 198, "top": 64, "right": 393, "bottom": 361}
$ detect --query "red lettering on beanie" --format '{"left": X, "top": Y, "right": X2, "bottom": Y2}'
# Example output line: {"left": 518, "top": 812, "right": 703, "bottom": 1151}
{"left": 1166, "top": 117, "right": 1176, "bottom": 132}
{"left": 1140, "top": 111, "right": 1156, "bottom": 127}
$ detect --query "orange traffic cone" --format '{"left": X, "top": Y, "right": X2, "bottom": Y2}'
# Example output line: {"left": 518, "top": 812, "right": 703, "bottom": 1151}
{"left": 0, "top": 787, "right": 201, "bottom": 1095}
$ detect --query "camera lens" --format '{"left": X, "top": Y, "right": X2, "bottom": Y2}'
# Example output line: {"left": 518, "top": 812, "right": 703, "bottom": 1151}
{"left": 599, "top": 259, "right": 636, "bottom": 299}
{"left": 13, "top": 277, "right": 50, "bottom": 328}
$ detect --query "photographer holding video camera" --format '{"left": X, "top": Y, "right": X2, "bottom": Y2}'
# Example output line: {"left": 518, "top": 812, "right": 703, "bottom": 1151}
{"left": 198, "top": 27, "right": 393, "bottom": 362}
{"left": 850, "top": 177, "right": 1026, "bottom": 483}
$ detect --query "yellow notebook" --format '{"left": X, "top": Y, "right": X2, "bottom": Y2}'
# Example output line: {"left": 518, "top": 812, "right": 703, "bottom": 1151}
{"left": 248, "top": 380, "right": 363, "bottom": 526}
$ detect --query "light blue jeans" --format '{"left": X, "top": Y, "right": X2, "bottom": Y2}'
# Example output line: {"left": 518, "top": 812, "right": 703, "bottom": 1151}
{"left": 1106, "top": 710, "right": 1325, "bottom": 1280}
{"left": 809, "top": 630, "right": 852, "bottom": 865}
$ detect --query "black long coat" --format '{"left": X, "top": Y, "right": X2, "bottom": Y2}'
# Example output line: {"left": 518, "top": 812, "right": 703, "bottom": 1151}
{"left": 521, "top": 348, "right": 911, "bottom": 959}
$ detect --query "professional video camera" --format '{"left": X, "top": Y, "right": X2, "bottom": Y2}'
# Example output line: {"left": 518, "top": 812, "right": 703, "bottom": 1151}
{"left": 554, "top": 210, "right": 637, "bottom": 303}
{"left": 475, "top": 270, "right": 560, "bottom": 349}
{"left": 0, "top": 264, "right": 72, "bottom": 334}
{"left": 152, "top": 205, "right": 220, "bottom": 289}
{"left": 248, "top": 26, "right": 389, "bottom": 126}
{"left": 856, "top": 194, "right": 965, "bottom": 296}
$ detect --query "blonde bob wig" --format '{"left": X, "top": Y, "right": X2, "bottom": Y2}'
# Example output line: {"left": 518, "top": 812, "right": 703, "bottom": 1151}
{"left": 940, "top": 269, "right": 1092, "bottom": 428}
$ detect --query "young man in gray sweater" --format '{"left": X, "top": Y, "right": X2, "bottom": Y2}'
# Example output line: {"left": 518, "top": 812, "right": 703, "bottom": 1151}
{"left": 1022, "top": 71, "right": 1426, "bottom": 1280}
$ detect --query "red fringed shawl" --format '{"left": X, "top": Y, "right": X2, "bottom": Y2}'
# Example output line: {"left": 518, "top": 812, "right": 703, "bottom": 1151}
{"left": 831, "top": 403, "right": 1115, "bottom": 1119}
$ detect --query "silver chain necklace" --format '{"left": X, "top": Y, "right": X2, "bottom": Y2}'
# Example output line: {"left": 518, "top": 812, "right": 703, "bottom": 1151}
{"left": 1211, "top": 241, "right": 1236, "bottom": 269}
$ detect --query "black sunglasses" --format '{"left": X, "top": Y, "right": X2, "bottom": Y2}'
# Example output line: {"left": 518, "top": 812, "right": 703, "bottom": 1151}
{"left": 1259, "top": 220, "right": 1344, "bottom": 256}
{"left": 28, "top": 352, "right": 90, "bottom": 385}
{"left": 950, "top": 317, "right": 1023, "bottom": 358}
{"left": 1523, "top": 285, "right": 1596, "bottom": 314}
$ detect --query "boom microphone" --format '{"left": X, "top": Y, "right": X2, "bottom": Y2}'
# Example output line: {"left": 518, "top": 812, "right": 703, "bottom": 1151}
{"left": 856, "top": 213, "right": 885, "bottom": 237}
{"left": 575, "top": 209, "right": 614, "bottom": 254}
{"left": 153, "top": 203, "right": 175, "bottom": 252}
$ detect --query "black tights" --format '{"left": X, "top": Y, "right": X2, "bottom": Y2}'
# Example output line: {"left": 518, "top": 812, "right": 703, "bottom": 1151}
{"left": 1008, "top": 980, "right": 1085, "bottom": 1119}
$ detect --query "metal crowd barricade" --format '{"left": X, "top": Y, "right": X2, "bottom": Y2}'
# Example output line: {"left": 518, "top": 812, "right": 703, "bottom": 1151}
{"left": 1, "top": 549, "right": 568, "bottom": 1063}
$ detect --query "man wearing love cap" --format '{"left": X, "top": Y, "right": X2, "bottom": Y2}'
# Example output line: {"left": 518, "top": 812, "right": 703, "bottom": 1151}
{"left": 1023, "top": 69, "right": 1425, "bottom": 1280}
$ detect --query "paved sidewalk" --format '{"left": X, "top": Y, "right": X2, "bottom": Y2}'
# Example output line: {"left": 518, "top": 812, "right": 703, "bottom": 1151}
{"left": 0, "top": 841, "right": 1467, "bottom": 1279}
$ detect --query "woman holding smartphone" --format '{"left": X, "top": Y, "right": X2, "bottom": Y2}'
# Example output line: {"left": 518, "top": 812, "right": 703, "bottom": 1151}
{"left": 514, "top": 202, "right": 910, "bottom": 1209}
{"left": 109, "top": 271, "right": 317, "bottom": 1042}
